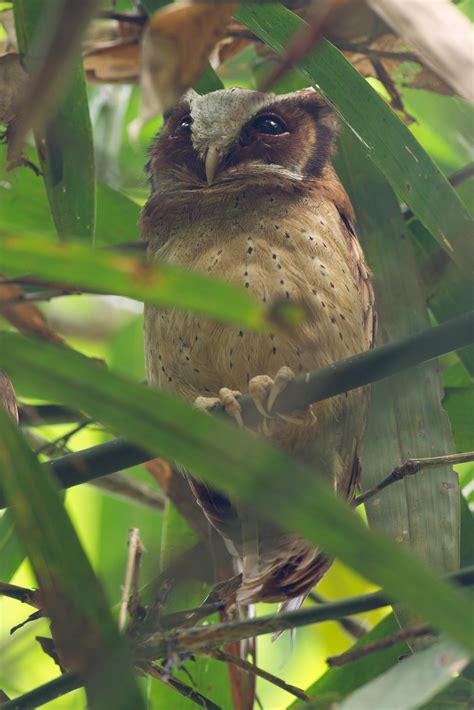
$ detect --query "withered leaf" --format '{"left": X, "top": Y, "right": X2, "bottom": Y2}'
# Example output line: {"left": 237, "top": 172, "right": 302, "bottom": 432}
{"left": 0, "top": 280, "right": 66, "bottom": 345}
{"left": 141, "top": 1, "right": 237, "bottom": 114}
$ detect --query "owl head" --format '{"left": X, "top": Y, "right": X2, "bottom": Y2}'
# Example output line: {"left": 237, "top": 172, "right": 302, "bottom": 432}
{"left": 146, "top": 88, "right": 340, "bottom": 192}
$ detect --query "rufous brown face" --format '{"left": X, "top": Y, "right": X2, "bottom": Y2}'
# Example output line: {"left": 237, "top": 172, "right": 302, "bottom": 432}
{"left": 146, "top": 88, "right": 339, "bottom": 192}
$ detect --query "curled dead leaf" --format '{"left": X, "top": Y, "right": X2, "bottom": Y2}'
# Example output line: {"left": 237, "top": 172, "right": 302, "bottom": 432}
{"left": 84, "top": 41, "right": 141, "bottom": 83}
{"left": 0, "top": 279, "right": 66, "bottom": 345}
{"left": 142, "top": 1, "right": 237, "bottom": 114}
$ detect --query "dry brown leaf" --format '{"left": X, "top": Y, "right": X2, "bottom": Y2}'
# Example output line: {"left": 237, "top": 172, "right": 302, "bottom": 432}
{"left": 344, "top": 32, "right": 453, "bottom": 96}
{"left": 84, "top": 42, "right": 141, "bottom": 83}
{"left": 0, "top": 371, "right": 18, "bottom": 423}
{"left": 0, "top": 53, "right": 28, "bottom": 126}
{"left": 142, "top": 1, "right": 237, "bottom": 114}
{"left": 368, "top": 0, "right": 474, "bottom": 103}
{"left": 0, "top": 280, "right": 66, "bottom": 345}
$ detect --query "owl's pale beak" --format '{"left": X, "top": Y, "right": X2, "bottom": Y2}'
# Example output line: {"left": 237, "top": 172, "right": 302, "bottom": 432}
{"left": 205, "top": 145, "right": 220, "bottom": 185}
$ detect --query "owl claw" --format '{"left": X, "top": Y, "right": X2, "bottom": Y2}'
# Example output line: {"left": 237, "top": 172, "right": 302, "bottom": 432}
{"left": 249, "top": 366, "right": 316, "bottom": 434}
{"left": 194, "top": 388, "right": 244, "bottom": 428}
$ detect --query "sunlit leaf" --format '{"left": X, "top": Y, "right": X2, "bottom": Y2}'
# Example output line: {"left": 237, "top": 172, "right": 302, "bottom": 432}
{"left": 0, "top": 409, "right": 145, "bottom": 708}
{"left": 339, "top": 638, "right": 469, "bottom": 710}
{"left": 0, "top": 332, "right": 473, "bottom": 652}
{"left": 13, "top": 1, "right": 96, "bottom": 242}
{"left": 0, "top": 232, "right": 270, "bottom": 330}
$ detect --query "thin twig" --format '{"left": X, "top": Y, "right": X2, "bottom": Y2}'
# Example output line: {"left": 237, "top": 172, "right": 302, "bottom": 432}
{"left": 209, "top": 648, "right": 310, "bottom": 703}
{"left": 92, "top": 473, "right": 165, "bottom": 512}
{"left": 139, "top": 662, "right": 223, "bottom": 710}
{"left": 326, "top": 625, "right": 432, "bottom": 667}
{"left": 119, "top": 528, "right": 143, "bottom": 632}
{"left": 0, "top": 289, "right": 80, "bottom": 308}
{"left": 137, "top": 566, "right": 474, "bottom": 658}
{"left": 309, "top": 591, "right": 367, "bottom": 639}
{"left": 335, "top": 40, "right": 420, "bottom": 64}
{"left": 355, "top": 451, "right": 474, "bottom": 506}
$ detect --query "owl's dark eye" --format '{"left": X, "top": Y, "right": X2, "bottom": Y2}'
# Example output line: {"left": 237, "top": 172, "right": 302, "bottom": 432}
{"left": 251, "top": 114, "right": 288, "bottom": 136}
{"left": 175, "top": 114, "right": 193, "bottom": 134}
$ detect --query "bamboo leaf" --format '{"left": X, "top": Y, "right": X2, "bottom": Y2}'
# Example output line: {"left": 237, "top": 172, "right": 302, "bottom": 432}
{"left": 235, "top": 1, "right": 474, "bottom": 275}
{"left": 0, "top": 333, "right": 472, "bottom": 651}
{"left": 0, "top": 510, "right": 24, "bottom": 582}
{"left": 289, "top": 614, "right": 407, "bottom": 708}
{"left": 0, "top": 233, "right": 272, "bottom": 330}
{"left": 0, "top": 409, "right": 145, "bottom": 709}
{"left": 410, "top": 218, "right": 474, "bottom": 375}
{"left": 0, "top": 145, "right": 140, "bottom": 247}
{"left": 336, "top": 129, "right": 460, "bottom": 642}
{"left": 443, "top": 387, "right": 474, "bottom": 454}
{"left": 339, "top": 638, "right": 469, "bottom": 710}
{"left": 13, "top": 1, "right": 95, "bottom": 241}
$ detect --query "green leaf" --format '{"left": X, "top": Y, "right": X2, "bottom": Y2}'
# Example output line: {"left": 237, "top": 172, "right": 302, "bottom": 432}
{"left": 410, "top": 218, "right": 474, "bottom": 375}
{"left": 0, "top": 409, "right": 144, "bottom": 709}
{"left": 194, "top": 63, "right": 225, "bottom": 94}
{"left": 13, "top": 1, "right": 95, "bottom": 242}
{"left": 235, "top": 1, "right": 474, "bottom": 275}
{"left": 0, "top": 510, "right": 24, "bottom": 582}
{"left": 290, "top": 614, "right": 408, "bottom": 708}
{"left": 339, "top": 638, "right": 469, "bottom": 710}
{"left": 0, "top": 145, "right": 139, "bottom": 247}
{"left": 0, "top": 233, "right": 270, "bottom": 330}
{"left": 0, "top": 333, "right": 473, "bottom": 652}
{"left": 443, "top": 387, "right": 474, "bottom": 454}
{"left": 336, "top": 129, "right": 460, "bottom": 637}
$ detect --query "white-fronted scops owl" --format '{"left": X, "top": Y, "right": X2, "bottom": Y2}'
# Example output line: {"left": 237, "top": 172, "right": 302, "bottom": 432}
{"left": 142, "top": 88, "right": 375, "bottom": 611}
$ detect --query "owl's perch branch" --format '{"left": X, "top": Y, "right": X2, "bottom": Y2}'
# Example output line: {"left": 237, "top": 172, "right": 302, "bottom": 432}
{"left": 3, "top": 310, "right": 472, "bottom": 511}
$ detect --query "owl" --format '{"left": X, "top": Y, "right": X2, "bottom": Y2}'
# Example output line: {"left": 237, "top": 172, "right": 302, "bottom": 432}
{"left": 142, "top": 88, "right": 375, "bottom": 611}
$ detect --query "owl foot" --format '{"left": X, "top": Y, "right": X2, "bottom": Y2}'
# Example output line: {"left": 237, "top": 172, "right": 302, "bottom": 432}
{"left": 194, "top": 387, "right": 244, "bottom": 427}
{"left": 249, "top": 366, "right": 316, "bottom": 434}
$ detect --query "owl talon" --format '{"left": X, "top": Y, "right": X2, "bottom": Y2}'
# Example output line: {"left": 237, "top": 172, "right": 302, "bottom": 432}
{"left": 194, "top": 388, "right": 243, "bottom": 428}
{"left": 249, "top": 366, "right": 315, "bottom": 432}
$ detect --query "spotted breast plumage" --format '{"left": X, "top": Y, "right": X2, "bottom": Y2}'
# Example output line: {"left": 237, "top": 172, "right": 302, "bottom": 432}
{"left": 142, "top": 88, "right": 375, "bottom": 609}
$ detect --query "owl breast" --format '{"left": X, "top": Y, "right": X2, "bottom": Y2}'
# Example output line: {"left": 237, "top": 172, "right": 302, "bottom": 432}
{"left": 144, "top": 182, "right": 372, "bottom": 484}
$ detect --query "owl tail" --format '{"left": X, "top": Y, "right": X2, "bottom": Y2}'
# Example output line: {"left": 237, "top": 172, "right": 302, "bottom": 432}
{"left": 272, "top": 594, "right": 307, "bottom": 642}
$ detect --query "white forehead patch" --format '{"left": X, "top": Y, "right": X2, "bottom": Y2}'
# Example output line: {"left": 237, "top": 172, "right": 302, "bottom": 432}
{"left": 186, "top": 88, "right": 277, "bottom": 158}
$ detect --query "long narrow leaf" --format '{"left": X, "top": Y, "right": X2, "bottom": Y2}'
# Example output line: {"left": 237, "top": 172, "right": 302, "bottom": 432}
{"left": 235, "top": 1, "right": 474, "bottom": 275}
{"left": 289, "top": 614, "right": 407, "bottom": 708}
{"left": 336, "top": 131, "right": 460, "bottom": 635}
{"left": 0, "top": 333, "right": 472, "bottom": 651}
{"left": 0, "top": 409, "right": 144, "bottom": 709}
{"left": 13, "top": 1, "right": 95, "bottom": 241}
{"left": 339, "top": 638, "right": 469, "bottom": 710}
{"left": 0, "top": 233, "right": 271, "bottom": 330}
